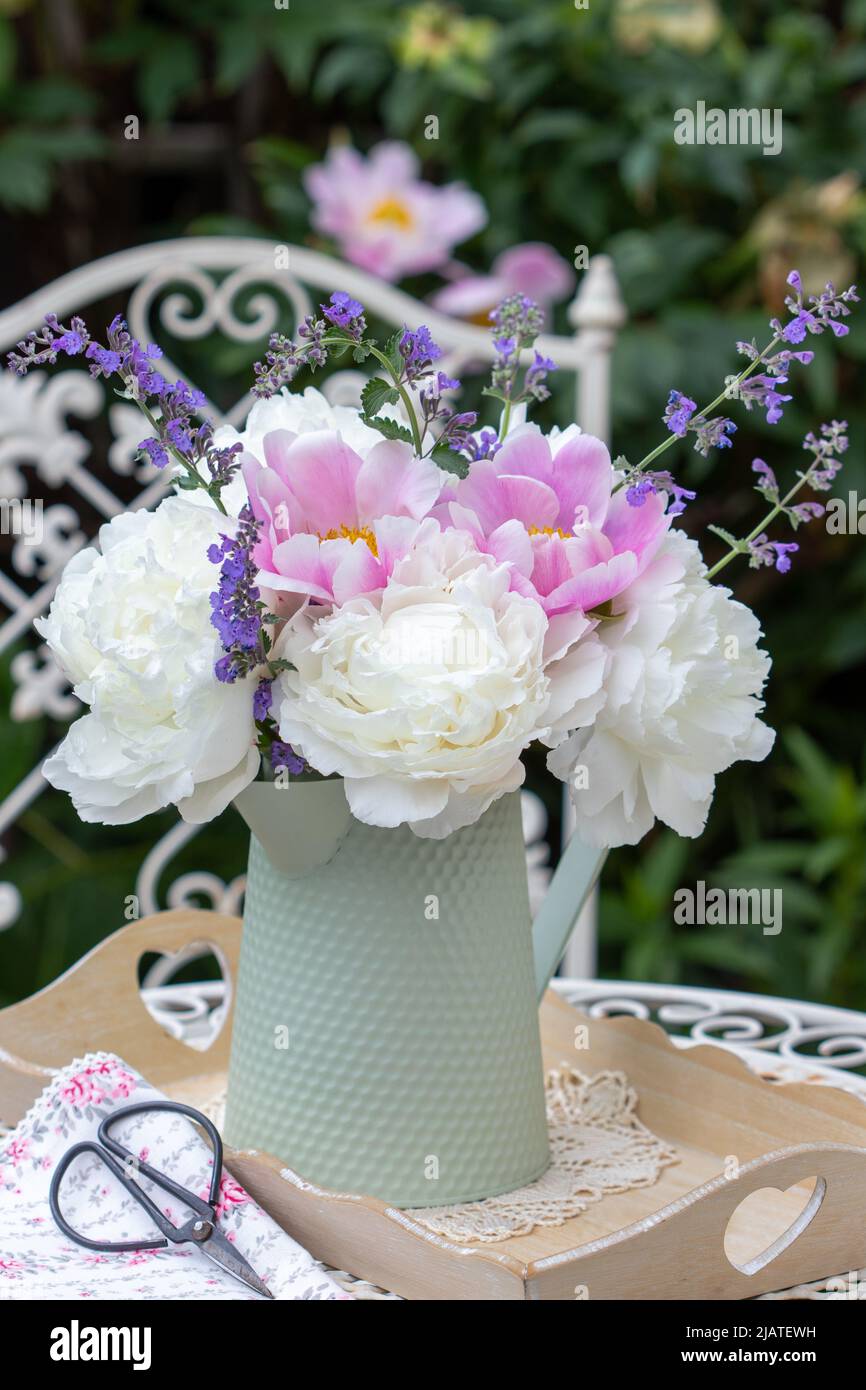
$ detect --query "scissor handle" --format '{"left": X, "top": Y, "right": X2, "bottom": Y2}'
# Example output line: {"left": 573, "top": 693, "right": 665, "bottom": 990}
{"left": 49, "top": 1140, "right": 175, "bottom": 1252}
{"left": 98, "top": 1099, "right": 223, "bottom": 1213}
{"left": 50, "top": 1101, "right": 224, "bottom": 1254}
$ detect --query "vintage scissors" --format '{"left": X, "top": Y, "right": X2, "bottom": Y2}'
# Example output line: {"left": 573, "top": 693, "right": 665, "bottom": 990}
{"left": 48, "top": 1098, "right": 273, "bottom": 1299}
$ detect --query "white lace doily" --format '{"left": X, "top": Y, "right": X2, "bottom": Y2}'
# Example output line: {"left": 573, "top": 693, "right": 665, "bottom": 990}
{"left": 409, "top": 1065, "right": 678, "bottom": 1243}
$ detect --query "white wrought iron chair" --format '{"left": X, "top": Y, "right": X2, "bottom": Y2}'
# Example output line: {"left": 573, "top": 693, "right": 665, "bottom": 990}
{"left": 0, "top": 239, "right": 626, "bottom": 980}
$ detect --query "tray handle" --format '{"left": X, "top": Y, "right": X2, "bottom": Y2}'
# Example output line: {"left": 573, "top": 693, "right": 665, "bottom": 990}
{"left": 0, "top": 908, "right": 242, "bottom": 1126}
{"left": 669, "top": 1145, "right": 866, "bottom": 1296}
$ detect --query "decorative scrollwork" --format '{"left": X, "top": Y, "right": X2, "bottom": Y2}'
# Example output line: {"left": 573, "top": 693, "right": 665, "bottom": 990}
{"left": 0, "top": 369, "right": 101, "bottom": 499}
{"left": 129, "top": 261, "right": 311, "bottom": 346}
{"left": 555, "top": 981, "right": 866, "bottom": 1075}
{"left": 10, "top": 644, "right": 79, "bottom": 721}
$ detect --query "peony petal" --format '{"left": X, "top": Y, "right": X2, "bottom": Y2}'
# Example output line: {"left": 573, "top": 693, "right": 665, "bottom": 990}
{"left": 529, "top": 533, "right": 573, "bottom": 597}
{"left": 327, "top": 538, "right": 386, "bottom": 604}
{"left": 355, "top": 439, "right": 442, "bottom": 522}
{"left": 261, "top": 428, "right": 300, "bottom": 485}
{"left": 280, "top": 431, "right": 364, "bottom": 534}
{"left": 544, "top": 551, "right": 638, "bottom": 614}
{"left": 549, "top": 433, "right": 613, "bottom": 530}
{"left": 268, "top": 533, "right": 336, "bottom": 602}
{"left": 178, "top": 746, "right": 260, "bottom": 824}
{"left": 487, "top": 519, "right": 534, "bottom": 577}
{"left": 455, "top": 460, "right": 558, "bottom": 533}
{"left": 492, "top": 428, "right": 554, "bottom": 487}
{"left": 603, "top": 488, "right": 670, "bottom": 565}
{"left": 344, "top": 774, "right": 450, "bottom": 829}
{"left": 373, "top": 515, "right": 425, "bottom": 578}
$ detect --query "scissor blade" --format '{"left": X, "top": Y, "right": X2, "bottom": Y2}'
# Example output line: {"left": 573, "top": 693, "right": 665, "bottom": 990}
{"left": 197, "top": 1227, "right": 274, "bottom": 1299}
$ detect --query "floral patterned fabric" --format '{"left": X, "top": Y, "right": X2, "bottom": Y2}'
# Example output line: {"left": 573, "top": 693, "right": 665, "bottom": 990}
{"left": 0, "top": 1052, "right": 350, "bottom": 1300}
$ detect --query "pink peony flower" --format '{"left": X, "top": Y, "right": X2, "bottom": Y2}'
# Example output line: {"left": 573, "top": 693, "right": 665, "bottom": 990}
{"left": 242, "top": 429, "right": 442, "bottom": 607}
{"left": 304, "top": 141, "right": 487, "bottom": 281}
{"left": 439, "top": 424, "right": 671, "bottom": 617}
{"left": 432, "top": 242, "right": 575, "bottom": 323}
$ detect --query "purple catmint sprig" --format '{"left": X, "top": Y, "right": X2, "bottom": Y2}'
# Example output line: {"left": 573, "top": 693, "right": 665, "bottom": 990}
{"left": 252, "top": 293, "right": 369, "bottom": 398}
{"left": 726, "top": 372, "right": 792, "bottom": 425}
{"left": 625, "top": 470, "right": 696, "bottom": 515}
{"left": 398, "top": 325, "right": 443, "bottom": 384}
{"left": 615, "top": 269, "right": 858, "bottom": 497}
{"left": 322, "top": 292, "right": 366, "bottom": 338}
{"left": 484, "top": 295, "right": 556, "bottom": 436}
{"left": 269, "top": 740, "right": 307, "bottom": 778}
{"left": 662, "top": 389, "right": 736, "bottom": 457}
{"left": 7, "top": 313, "right": 92, "bottom": 371}
{"left": 7, "top": 312, "right": 241, "bottom": 513}
{"left": 748, "top": 536, "right": 799, "bottom": 573}
{"left": 254, "top": 295, "right": 439, "bottom": 456}
{"left": 208, "top": 506, "right": 268, "bottom": 682}
{"left": 706, "top": 421, "right": 849, "bottom": 580}
{"left": 464, "top": 428, "right": 501, "bottom": 461}
{"left": 771, "top": 270, "right": 859, "bottom": 344}
{"left": 662, "top": 391, "right": 697, "bottom": 437}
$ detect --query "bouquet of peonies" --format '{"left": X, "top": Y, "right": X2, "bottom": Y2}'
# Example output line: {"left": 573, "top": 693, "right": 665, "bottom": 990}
{"left": 9, "top": 273, "right": 857, "bottom": 845}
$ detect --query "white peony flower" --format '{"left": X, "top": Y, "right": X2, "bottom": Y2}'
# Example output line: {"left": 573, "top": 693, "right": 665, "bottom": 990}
{"left": 274, "top": 524, "right": 553, "bottom": 837}
{"left": 36, "top": 495, "right": 259, "bottom": 825}
{"left": 547, "top": 529, "right": 775, "bottom": 847}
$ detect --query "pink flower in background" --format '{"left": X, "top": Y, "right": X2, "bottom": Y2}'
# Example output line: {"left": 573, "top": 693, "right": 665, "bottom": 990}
{"left": 440, "top": 424, "right": 670, "bottom": 617}
{"left": 431, "top": 242, "right": 575, "bottom": 323}
{"left": 305, "top": 141, "right": 487, "bottom": 281}
{"left": 242, "top": 429, "right": 442, "bottom": 607}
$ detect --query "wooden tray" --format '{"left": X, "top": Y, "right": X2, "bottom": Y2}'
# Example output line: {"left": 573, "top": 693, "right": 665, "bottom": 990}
{"left": 2, "top": 908, "right": 866, "bottom": 1300}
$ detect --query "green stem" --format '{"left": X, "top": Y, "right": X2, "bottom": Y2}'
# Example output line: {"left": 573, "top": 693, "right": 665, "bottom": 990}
{"left": 363, "top": 344, "right": 424, "bottom": 454}
{"left": 705, "top": 468, "right": 814, "bottom": 580}
{"left": 612, "top": 336, "right": 781, "bottom": 493}
{"left": 136, "top": 401, "right": 228, "bottom": 515}
{"left": 500, "top": 399, "right": 513, "bottom": 441}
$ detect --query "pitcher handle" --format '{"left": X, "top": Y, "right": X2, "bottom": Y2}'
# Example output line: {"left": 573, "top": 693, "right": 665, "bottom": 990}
{"left": 532, "top": 836, "right": 608, "bottom": 1000}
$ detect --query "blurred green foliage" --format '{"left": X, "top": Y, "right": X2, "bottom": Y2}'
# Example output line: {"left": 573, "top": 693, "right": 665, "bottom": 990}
{"left": 1, "top": 0, "right": 865, "bottom": 1010}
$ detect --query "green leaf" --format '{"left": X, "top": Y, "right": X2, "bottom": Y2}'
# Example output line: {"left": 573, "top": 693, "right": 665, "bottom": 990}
{"left": 382, "top": 329, "right": 405, "bottom": 379}
{"left": 214, "top": 24, "right": 264, "bottom": 94}
{"left": 360, "top": 416, "right": 414, "bottom": 445}
{"left": 138, "top": 36, "right": 202, "bottom": 122}
{"left": 360, "top": 377, "right": 399, "bottom": 417}
{"left": 268, "top": 658, "right": 295, "bottom": 674}
{"left": 429, "top": 443, "right": 469, "bottom": 478}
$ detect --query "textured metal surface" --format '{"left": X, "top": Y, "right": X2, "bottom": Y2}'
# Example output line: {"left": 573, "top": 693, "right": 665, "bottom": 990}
{"left": 224, "top": 788, "right": 550, "bottom": 1207}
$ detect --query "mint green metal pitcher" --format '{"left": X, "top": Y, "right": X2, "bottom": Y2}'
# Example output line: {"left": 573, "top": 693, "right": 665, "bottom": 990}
{"left": 224, "top": 780, "right": 605, "bottom": 1207}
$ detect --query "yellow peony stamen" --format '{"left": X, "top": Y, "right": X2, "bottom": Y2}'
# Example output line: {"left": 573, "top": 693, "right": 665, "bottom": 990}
{"left": 321, "top": 524, "right": 379, "bottom": 557}
{"left": 527, "top": 524, "right": 570, "bottom": 539}
{"left": 367, "top": 196, "right": 415, "bottom": 231}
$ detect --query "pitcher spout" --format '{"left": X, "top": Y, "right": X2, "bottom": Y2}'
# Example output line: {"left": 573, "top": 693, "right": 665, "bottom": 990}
{"left": 233, "top": 778, "right": 353, "bottom": 878}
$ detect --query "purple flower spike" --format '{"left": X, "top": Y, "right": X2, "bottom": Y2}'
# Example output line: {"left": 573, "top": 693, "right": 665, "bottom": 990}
{"left": 749, "top": 534, "right": 799, "bottom": 574}
{"left": 626, "top": 478, "right": 655, "bottom": 507}
{"left": 322, "top": 292, "right": 366, "bottom": 338}
{"left": 663, "top": 390, "right": 697, "bottom": 438}
{"left": 692, "top": 415, "right": 736, "bottom": 457}
{"left": 209, "top": 506, "right": 265, "bottom": 682}
{"left": 253, "top": 678, "right": 273, "bottom": 722}
{"left": 270, "top": 740, "right": 307, "bottom": 776}
{"left": 752, "top": 458, "right": 778, "bottom": 497}
{"left": 398, "top": 324, "right": 442, "bottom": 383}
